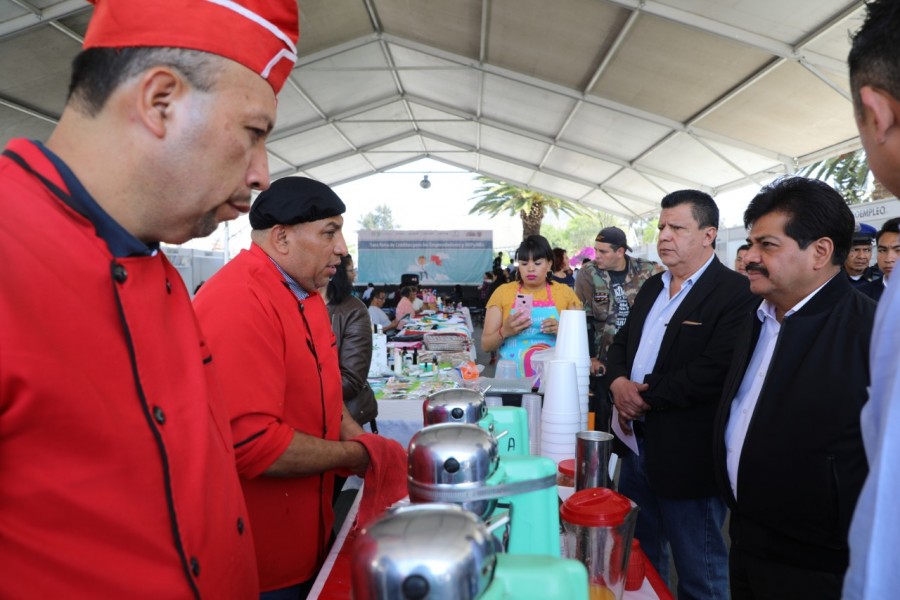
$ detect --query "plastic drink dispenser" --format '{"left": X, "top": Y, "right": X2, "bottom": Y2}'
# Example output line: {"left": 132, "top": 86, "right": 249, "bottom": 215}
{"left": 560, "top": 488, "right": 640, "bottom": 600}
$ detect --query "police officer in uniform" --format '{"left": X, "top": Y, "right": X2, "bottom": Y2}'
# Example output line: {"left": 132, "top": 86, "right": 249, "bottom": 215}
{"left": 844, "top": 222, "right": 881, "bottom": 287}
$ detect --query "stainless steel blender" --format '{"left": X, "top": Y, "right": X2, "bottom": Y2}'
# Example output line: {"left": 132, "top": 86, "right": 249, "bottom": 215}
{"left": 422, "top": 388, "right": 530, "bottom": 457}
{"left": 351, "top": 503, "right": 588, "bottom": 600}
{"left": 406, "top": 423, "right": 560, "bottom": 557}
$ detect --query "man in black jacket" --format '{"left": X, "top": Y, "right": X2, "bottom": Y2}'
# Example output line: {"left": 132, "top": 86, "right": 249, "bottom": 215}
{"left": 607, "top": 190, "right": 755, "bottom": 600}
{"left": 713, "top": 177, "right": 875, "bottom": 600}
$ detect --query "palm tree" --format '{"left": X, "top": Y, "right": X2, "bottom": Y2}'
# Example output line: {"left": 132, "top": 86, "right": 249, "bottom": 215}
{"left": 799, "top": 149, "right": 893, "bottom": 203}
{"left": 468, "top": 176, "right": 585, "bottom": 239}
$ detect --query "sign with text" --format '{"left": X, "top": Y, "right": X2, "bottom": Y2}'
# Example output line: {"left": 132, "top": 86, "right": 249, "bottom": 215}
{"left": 851, "top": 197, "right": 900, "bottom": 226}
{"left": 358, "top": 230, "right": 493, "bottom": 285}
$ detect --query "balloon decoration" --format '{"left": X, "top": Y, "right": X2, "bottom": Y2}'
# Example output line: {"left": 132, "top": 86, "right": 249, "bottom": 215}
{"left": 569, "top": 246, "right": 595, "bottom": 267}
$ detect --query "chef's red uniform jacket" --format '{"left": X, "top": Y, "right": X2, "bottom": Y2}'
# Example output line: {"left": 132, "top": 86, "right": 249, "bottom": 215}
{"left": 193, "top": 243, "right": 344, "bottom": 591}
{"left": 0, "top": 139, "right": 258, "bottom": 598}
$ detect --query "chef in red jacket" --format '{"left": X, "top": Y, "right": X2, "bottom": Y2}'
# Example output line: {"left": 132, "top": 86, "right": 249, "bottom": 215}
{"left": 0, "top": 1, "right": 299, "bottom": 598}
{"left": 195, "top": 177, "right": 407, "bottom": 598}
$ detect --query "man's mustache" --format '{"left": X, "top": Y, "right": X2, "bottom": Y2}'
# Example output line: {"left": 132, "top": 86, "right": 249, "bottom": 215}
{"left": 745, "top": 262, "right": 769, "bottom": 277}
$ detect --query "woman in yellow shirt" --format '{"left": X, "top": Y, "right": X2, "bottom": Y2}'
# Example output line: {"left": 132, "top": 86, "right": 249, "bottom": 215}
{"left": 482, "top": 235, "right": 582, "bottom": 377}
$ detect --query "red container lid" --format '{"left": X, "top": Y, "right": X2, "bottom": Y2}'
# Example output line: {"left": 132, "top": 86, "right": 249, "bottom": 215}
{"left": 560, "top": 488, "right": 633, "bottom": 527}
{"left": 557, "top": 459, "right": 575, "bottom": 478}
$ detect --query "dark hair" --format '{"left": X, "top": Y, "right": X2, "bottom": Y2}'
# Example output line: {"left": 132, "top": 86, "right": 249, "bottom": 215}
{"left": 743, "top": 177, "right": 854, "bottom": 266}
{"left": 552, "top": 248, "right": 568, "bottom": 272}
{"left": 492, "top": 266, "right": 507, "bottom": 282}
{"left": 581, "top": 257, "right": 591, "bottom": 265}
{"left": 877, "top": 217, "right": 900, "bottom": 244}
{"left": 372, "top": 287, "right": 387, "bottom": 300}
{"left": 515, "top": 235, "right": 553, "bottom": 263}
{"left": 514, "top": 235, "right": 554, "bottom": 283}
{"left": 660, "top": 189, "right": 719, "bottom": 249}
{"left": 848, "top": 0, "right": 900, "bottom": 113}
{"left": 736, "top": 243, "right": 750, "bottom": 254}
{"left": 661, "top": 189, "right": 719, "bottom": 229}
{"left": 327, "top": 255, "right": 355, "bottom": 305}
{"left": 400, "top": 286, "right": 417, "bottom": 298}
{"left": 68, "top": 47, "right": 222, "bottom": 116}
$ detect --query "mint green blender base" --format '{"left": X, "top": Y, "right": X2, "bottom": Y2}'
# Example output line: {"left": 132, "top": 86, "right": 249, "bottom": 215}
{"left": 481, "top": 554, "right": 588, "bottom": 600}
{"left": 479, "top": 406, "right": 529, "bottom": 457}
{"left": 488, "top": 455, "right": 561, "bottom": 557}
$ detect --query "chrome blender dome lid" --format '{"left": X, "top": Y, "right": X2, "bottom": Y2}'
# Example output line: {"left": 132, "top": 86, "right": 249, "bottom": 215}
{"left": 351, "top": 503, "right": 498, "bottom": 600}
{"left": 408, "top": 423, "right": 499, "bottom": 486}
{"left": 407, "top": 423, "right": 500, "bottom": 520}
{"left": 422, "top": 387, "right": 486, "bottom": 426}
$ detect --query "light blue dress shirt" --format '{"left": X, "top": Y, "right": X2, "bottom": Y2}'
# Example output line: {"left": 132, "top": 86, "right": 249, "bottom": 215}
{"left": 630, "top": 252, "right": 715, "bottom": 385}
{"left": 844, "top": 276, "right": 900, "bottom": 598}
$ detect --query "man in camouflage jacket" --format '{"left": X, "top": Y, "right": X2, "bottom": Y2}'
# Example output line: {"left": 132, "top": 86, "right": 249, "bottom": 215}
{"left": 575, "top": 227, "right": 663, "bottom": 429}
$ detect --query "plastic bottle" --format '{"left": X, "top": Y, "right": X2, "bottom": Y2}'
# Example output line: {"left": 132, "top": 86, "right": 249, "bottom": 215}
{"left": 393, "top": 347, "right": 404, "bottom": 375}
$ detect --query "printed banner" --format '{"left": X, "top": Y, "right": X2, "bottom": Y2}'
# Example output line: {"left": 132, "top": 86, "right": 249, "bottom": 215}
{"left": 357, "top": 230, "right": 493, "bottom": 285}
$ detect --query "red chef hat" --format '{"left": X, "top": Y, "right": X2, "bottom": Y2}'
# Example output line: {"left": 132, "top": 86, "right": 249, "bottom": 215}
{"left": 83, "top": 0, "right": 299, "bottom": 94}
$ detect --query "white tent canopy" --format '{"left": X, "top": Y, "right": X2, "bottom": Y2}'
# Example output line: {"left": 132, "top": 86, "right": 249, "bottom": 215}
{"left": 0, "top": 0, "right": 865, "bottom": 219}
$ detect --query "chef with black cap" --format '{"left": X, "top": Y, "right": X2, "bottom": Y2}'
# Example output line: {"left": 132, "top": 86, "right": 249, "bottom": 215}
{"left": 194, "top": 176, "right": 407, "bottom": 598}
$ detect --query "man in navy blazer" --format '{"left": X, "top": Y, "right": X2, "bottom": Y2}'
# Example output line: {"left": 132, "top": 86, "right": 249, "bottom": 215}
{"left": 713, "top": 177, "right": 874, "bottom": 599}
{"left": 607, "top": 190, "right": 755, "bottom": 600}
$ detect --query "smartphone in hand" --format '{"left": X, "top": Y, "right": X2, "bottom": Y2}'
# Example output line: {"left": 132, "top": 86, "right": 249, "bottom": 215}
{"left": 514, "top": 293, "right": 533, "bottom": 320}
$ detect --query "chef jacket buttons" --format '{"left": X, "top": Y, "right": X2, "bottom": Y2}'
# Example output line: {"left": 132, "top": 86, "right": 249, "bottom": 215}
{"left": 153, "top": 406, "right": 165, "bottom": 425}
{"left": 237, "top": 517, "right": 245, "bottom": 535}
{"left": 112, "top": 264, "right": 127, "bottom": 283}
{"left": 190, "top": 557, "right": 200, "bottom": 577}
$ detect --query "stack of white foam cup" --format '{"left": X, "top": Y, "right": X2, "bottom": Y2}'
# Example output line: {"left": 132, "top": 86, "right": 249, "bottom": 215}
{"left": 554, "top": 310, "right": 592, "bottom": 430}
{"left": 539, "top": 359, "right": 581, "bottom": 462}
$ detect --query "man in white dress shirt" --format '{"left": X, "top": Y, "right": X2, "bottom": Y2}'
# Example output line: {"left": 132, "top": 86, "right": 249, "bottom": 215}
{"left": 713, "top": 177, "right": 875, "bottom": 600}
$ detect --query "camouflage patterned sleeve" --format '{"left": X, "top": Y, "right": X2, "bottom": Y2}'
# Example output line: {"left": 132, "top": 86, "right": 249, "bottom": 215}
{"left": 574, "top": 265, "right": 593, "bottom": 311}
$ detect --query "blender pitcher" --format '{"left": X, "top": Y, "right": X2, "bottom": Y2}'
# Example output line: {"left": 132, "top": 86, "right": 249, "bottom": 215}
{"left": 560, "top": 488, "right": 639, "bottom": 600}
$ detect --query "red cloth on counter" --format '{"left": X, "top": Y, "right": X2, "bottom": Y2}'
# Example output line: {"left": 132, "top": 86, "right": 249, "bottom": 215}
{"left": 352, "top": 433, "right": 409, "bottom": 527}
